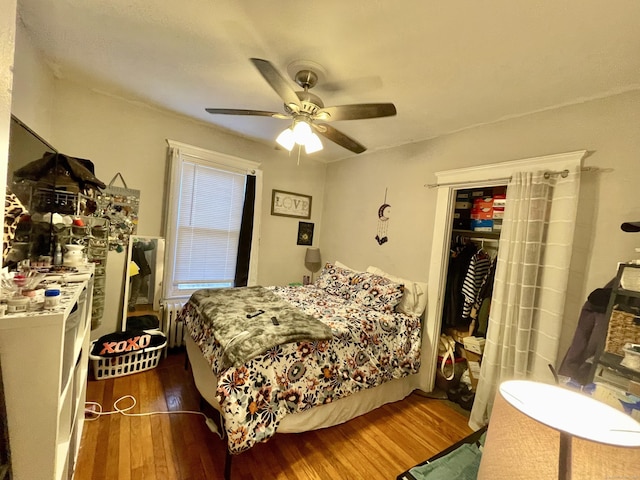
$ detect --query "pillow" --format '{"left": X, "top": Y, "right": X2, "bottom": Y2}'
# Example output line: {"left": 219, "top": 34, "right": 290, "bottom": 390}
{"left": 348, "top": 271, "right": 405, "bottom": 313}
{"left": 334, "top": 260, "right": 359, "bottom": 272}
{"left": 314, "top": 262, "right": 355, "bottom": 299}
{"left": 366, "top": 266, "right": 428, "bottom": 317}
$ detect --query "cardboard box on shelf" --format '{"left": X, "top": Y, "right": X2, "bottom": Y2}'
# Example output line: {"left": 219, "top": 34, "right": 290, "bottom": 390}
{"left": 453, "top": 209, "right": 471, "bottom": 230}
{"left": 463, "top": 336, "right": 486, "bottom": 355}
{"left": 471, "top": 219, "right": 493, "bottom": 231}
{"left": 462, "top": 348, "right": 482, "bottom": 364}
{"left": 444, "top": 327, "right": 471, "bottom": 345}
{"left": 473, "top": 197, "right": 494, "bottom": 209}
{"left": 471, "top": 208, "right": 494, "bottom": 220}
{"left": 461, "top": 348, "right": 482, "bottom": 390}
{"left": 467, "top": 360, "right": 481, "bottom": 389}
{"left": 492, "top": 208, "right": 504, "bottom": 219}
{"left": 455, "top": 201, "right": 472, "bottom": 210}
{"left": 493, "top": 194, "right": 507, "bottom": 208}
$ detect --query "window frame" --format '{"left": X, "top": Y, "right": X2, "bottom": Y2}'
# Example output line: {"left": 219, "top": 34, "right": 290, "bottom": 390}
{"left": 164, "top": 139, "right": 262, "bottom": 300}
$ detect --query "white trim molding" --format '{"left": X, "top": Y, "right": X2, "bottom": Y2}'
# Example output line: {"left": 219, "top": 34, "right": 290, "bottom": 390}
{"left": 420, "top": 150, "right": 587, "bottom": 392}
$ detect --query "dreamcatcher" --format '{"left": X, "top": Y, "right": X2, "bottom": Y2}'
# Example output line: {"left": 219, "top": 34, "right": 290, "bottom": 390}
{"left": 375, "top": 188, "right": 391, "bottom": 245}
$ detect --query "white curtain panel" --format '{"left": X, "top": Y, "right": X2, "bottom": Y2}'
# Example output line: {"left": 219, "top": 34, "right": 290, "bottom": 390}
{"left": 469, "top": 167, "right": 581, "bottom": 429}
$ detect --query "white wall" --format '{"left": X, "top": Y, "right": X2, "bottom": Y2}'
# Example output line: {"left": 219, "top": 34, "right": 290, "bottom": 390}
{"left": 322, "top": 89, "right": 640, "bottom": 365}
{"left": 0, "top": 2, "right": 18, "bottom": 228}
{"left": 11, "top": 24, "right": 327, "bottom": 340}
{"left": 10, "top": 20, "right": 55, "bottom": 142}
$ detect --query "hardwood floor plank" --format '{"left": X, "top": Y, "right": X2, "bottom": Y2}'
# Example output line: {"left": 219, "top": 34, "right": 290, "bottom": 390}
{"left": 76, "top": 376, "right": 104, "bottom": 477}
{"left": 76, "top": 351, "right": 473, "bottom": 480}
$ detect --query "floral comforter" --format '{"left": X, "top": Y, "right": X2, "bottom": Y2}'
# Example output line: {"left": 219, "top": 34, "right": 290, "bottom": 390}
{"left": 181, "top": 284, "right": 422, "bottom": 454}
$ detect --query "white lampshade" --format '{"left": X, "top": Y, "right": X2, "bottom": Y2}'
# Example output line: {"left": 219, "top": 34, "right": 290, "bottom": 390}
{"left": 304, "top": 133, "right": 323, "bottom": 154}
{"left": 478, "top": 380, "right": 640, "bottom": 479}
{"left": 305, "top": 247, "right": 321, "bottom": 264}
{"left": 276, "top": 128, "right": 295, "bottom": 151}
{"left": 292, "top": 120, "right": 313, "bottom": 145}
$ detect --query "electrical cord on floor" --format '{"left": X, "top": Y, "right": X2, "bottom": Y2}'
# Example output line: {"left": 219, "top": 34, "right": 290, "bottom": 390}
{"left": 84, "top": 395, "right": 224, "bottom": 439}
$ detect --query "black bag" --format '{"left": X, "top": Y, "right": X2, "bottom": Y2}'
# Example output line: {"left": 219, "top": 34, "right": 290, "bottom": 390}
{"left": 126, "top": 314, "right": 160, "bottom": 331}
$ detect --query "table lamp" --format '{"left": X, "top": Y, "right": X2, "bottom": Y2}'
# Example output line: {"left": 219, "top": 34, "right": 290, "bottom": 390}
{"left": 478, "top": 380, "right": 640, "bottom": 479}
{"left": 304, "top": 247, "right": 321, "bottom": 284}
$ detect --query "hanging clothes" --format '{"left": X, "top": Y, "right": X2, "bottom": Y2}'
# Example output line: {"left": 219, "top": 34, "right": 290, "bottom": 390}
{"left": 443, "top": 238, "right": 479, "bottom": 328}
{"left": 461, "top": 249, "right": 492, "bottom": 321}
{"left": 473, "top": 258, "right": 496, "bottom": 337}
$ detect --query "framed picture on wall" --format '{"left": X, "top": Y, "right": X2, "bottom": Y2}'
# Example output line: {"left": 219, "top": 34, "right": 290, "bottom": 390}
{"left": 271, "top": 189, "right": 312, "bottom": 219}
{"left": 297, "top": 222, "right": 314, "bottom": 246}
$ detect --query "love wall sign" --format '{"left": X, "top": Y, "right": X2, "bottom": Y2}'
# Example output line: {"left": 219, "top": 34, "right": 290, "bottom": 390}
{"left": 270, "top": 189, "right": 312, "bottom": 219}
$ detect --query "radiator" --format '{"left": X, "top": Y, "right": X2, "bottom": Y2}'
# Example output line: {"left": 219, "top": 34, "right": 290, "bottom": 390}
{"left": 162, "top": 300, "right": 187, "bottom": 348}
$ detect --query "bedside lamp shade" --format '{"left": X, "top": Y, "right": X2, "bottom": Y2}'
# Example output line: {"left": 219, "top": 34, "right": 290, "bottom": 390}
{"left": 305, "top": 247, "right": 321, "bottom": 265}
{"left": 478, "top": 380, "right": 640, "bottom": 479}
{"left": 304, "top": 247, "right": 321, "bottom": 284}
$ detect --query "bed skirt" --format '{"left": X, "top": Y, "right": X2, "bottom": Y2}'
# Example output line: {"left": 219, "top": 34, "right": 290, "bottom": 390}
{"left": 185, "top": 334, "right": 420, "bottom": 434}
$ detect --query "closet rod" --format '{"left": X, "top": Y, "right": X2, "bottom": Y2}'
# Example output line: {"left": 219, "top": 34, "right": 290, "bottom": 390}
{"left": 456, "top": 236, "right": 500, "bottom": 244}
{"left": 425, "top": 166, "right": 595, "bottom": 189}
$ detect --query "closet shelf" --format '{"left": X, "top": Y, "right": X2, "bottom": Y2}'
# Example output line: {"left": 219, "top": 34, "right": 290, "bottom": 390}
{"left": 452, "top": 229, "right": 501, "bottom": 241}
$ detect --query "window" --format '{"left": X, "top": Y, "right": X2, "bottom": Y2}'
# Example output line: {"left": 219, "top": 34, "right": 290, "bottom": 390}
{"left": 164, "top": 140, "right": 262, "bottom": 299}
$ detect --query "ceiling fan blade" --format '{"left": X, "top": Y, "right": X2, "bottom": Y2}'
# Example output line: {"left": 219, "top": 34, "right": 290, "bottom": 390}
{"left": 250, "top": 58, "right": 301, "bottom": 110}
{"left": 316, "top": 103, "right": 397, "bottom": 122}
{"left": 205, "top": 108, "right": 290, "bottom": 119}
{"left": 313, "top": 123, "right": 367, "bottom": 154}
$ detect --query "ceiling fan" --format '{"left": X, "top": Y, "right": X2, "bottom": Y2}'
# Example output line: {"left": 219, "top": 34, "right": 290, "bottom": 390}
{"left": 205, "top": 58, "right": 397, "bottom": 154}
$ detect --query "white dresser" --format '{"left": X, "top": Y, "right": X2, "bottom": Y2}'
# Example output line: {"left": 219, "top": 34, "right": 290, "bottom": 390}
{"left": 0, "top": 272, "right": 93, "bottom": 479}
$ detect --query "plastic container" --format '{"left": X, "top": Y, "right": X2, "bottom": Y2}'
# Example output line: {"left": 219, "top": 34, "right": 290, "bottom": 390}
{"left": 44, "top": 289, "right": 61, "bottom": 309}
{"left": 53, "top": 243, "right": 62, "bottom": 266}
{"left": 621, "top": 265, "right": 640, "bottom": 292}
{"left": 621, "top": 343, "right": 640, "bottom": 372}
{"left": 7, "top": 297, "right": 29, "bottom": 313}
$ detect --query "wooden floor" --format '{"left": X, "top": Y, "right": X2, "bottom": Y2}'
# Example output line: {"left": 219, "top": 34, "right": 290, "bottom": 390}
{"left": 75, "top": 351, "right": 473, "bottom": 480}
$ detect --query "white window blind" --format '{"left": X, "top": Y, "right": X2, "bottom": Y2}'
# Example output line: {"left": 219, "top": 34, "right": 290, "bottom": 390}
{"left": 174, "top": 161, "right": 246, "bottom": 290}
{"left": 164, "top": 140, "right": 262, "bottom": 300}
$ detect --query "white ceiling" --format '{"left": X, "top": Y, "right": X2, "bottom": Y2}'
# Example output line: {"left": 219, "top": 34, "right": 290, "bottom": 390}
{"left": 16, "top": 1, "right": 640, "bottom": 162}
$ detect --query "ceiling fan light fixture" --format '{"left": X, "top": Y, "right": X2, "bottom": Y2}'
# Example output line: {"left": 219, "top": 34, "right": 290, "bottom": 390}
{"left": 276, "top": 127, "right": 295, "bottom": 151}
{"left": 206, "top": 58, "right": 396, "bottom": 155}
{"left": 292, "top": 120, "right": 313, "bottom": 145}
{"left": 304, "top": 133, "right": 323, "bottom": 154}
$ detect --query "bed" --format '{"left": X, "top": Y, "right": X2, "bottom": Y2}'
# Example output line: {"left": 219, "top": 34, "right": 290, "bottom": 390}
{"left": 181, "top": 262, "right": 428, "bottom": 470}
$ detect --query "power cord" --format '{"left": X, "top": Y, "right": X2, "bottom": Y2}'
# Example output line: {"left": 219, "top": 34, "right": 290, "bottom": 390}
{"left": 84, "top": 395, "right": 224, "bottom": 439}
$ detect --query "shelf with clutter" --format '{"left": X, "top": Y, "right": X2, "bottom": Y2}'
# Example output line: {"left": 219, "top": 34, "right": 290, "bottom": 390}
{"left": 587, "top": 262, "right": 640, "bottom": 419}
{"left": 0, "top": 267, "right": 94, "bottom": 480}
{"left": 5, "top": 150, "right": 109, "bottom": 328}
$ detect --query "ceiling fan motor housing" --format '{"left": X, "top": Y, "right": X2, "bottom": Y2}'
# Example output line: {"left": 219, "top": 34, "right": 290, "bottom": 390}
{"left": 286, "top": 91, "right": 324, "bottom": 116}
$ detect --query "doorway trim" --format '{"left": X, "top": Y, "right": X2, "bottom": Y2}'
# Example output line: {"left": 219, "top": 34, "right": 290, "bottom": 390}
{"left": 421, "top": 150, "right": 587, "bottom": 392}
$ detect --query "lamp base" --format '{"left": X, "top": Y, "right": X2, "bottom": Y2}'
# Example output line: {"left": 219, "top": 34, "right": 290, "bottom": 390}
{"left": 559, "top": 432, "right": 572, "bottom": 480}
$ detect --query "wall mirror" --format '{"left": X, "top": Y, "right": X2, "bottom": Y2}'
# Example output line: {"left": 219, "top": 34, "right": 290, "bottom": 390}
{"left": 5, "top": 115, "right": 57, "bottom": 265}
{"left": 121, "top": 235, "right": 165, "bottom": 331}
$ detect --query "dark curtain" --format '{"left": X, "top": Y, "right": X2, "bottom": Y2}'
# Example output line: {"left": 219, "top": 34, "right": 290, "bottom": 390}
{"left": 234, "top": 174, "right": 256, "bottom": 286}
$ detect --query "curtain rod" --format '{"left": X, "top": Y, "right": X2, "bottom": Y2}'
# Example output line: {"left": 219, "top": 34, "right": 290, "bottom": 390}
{"left": 424, "top": 166, "right": 595, "bottom": 189}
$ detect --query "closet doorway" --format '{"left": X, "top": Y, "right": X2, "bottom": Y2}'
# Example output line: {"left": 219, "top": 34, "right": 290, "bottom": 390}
{"left": 421, "top": 151, "right": 587, "bottom": 395}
